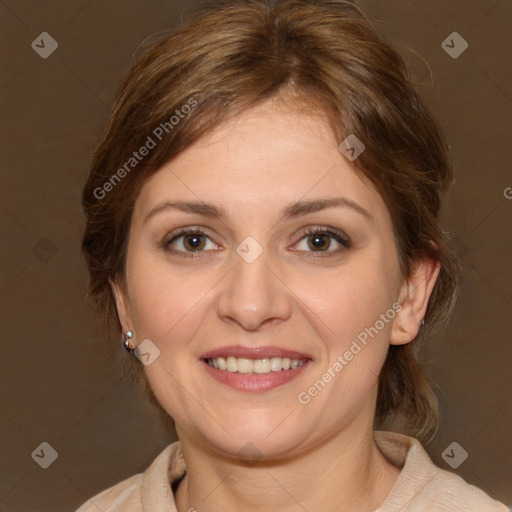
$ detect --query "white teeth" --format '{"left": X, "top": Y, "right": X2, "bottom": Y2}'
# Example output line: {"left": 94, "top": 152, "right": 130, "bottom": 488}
{"left": 206, "top": 356, "right": 306, "bottom": 374}
{"left": 237, "top": 358, "right": 254, "bottom": 374}
{"left": 253, "top": 358, "right": 270, "bottom": 374}
{"left": 270, "top": 358, "right": 283, "bottom": 371}
{"left": 227, "top": 356, "right": 238, "bottom": 372}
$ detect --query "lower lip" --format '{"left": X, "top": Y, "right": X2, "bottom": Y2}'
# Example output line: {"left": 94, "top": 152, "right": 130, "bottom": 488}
{"left": 202, "top": 359, "right": 312, "bottom": 392}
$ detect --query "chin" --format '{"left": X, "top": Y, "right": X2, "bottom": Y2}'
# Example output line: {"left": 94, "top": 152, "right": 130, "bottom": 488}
{"left": 191, "top": 414, "right": 310, "bottom": 461}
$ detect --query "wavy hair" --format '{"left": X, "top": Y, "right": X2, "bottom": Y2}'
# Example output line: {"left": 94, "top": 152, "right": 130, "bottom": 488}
{"left": 81, "top": 0, "right": 462, "bottom": 441}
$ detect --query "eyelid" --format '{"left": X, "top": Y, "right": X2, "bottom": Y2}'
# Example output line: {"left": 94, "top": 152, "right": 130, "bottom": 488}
{"left": 162, "top": 226, "right": 219, "bottom": 252}
{"left": 294, "top": 225, "right": 350, "bottom": 245}
{"left": 291, "top": 226, "right": 351, "bottom": 256}
{"left": 163, "top": 225, "right": 351, "bottom": 257}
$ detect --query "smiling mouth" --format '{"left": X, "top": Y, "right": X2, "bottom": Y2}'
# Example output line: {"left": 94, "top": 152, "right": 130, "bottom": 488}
{"left": 204, "top": 356, "right": 309, "bottom": 374}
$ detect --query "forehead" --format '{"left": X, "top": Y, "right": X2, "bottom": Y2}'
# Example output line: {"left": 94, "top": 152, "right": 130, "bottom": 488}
{"left": 133, "top": 99, "right": 388, "bottom": 225}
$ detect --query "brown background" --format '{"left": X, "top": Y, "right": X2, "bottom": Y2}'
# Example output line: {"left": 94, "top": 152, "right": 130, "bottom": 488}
{"left": 1, "top": 1, "right": 511, "bottom": 510}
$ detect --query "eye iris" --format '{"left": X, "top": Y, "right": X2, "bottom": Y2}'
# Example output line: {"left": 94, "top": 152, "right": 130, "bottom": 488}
{"left": 309, "top": 233, "right": 329, "bottom": 251}
{"left": 184, "top": 234, "right": 205, "bottom": 251}
{"left": 173, "top": 230, "right": 341, "bottom": 253}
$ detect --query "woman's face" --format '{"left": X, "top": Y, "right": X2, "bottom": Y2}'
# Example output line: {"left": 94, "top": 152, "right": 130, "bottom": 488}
{"left": 113, "top": 98, "right": 410, "bottom": 459}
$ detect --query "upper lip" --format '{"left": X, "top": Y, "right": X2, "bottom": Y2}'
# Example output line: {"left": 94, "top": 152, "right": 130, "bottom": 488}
{"left": 200, "top": 345, "right": 312, "bottom": 360}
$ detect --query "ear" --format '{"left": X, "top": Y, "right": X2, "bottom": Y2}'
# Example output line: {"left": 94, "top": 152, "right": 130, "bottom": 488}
{"left": 390, "top": 257, "right": 441, "bottom": 345}
{"left": 109, "top": 276, "right": 133, "bottom": 333}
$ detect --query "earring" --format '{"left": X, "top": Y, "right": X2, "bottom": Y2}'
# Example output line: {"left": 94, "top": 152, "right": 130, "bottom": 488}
{"left": 420, "top": 319, "right": 425, "bottom": 327}
{"left": 122, "top": 331, "right": 135, "bottom": 353}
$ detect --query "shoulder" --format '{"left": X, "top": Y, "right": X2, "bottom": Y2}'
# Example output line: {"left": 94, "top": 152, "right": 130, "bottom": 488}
{"left": 74, "top": 473, "right": 144, "bottom": 512}
{"left": 421, "top": 467, "right": 509, "bottom": 511}
{"left": 374, "top": 431, "right": 509, "bottom": 512}
{"left": 73, "top": 441, "right": 184, "bottom": 512}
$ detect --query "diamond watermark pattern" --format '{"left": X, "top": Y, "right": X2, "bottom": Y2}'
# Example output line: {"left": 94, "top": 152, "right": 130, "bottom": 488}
{"left": 237, "top": 442, "right": 263, "bottom": 467}
{"left": 31, "top": 32, "right": 58, "bottom": 59}
{"left": 32, "top": 236, "right": 58, "bottom": 262}
{"left": 134, "top": 338, "right": 161, "bottom": 366}
{"left": 338, "top": 134, "right": 365, "bottom": 161}
{"left": 236, "top": 236, "right": 263, "bottom": 264}
{"left": 441, "top": 441, "right": 468, "bottom": 469}
{"left": 442, "top": 32, "right": 468, "bottom": 59}
{"left": 31, "top": 442, "right": 58, "bottom": 469}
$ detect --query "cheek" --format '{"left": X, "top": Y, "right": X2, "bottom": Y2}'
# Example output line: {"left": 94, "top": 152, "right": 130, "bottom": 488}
{"left": 302, "top": 251, "right": 399, "bottom": 405}
{"left": 125, "top": 249, "right": 226, "bottom": 354}
{"left": 315, "top": 258, "right": 397, "bottom": 343}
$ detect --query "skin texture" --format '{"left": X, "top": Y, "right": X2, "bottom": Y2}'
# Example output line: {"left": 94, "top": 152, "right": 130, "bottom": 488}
{"left": 111, "top": 96, "right": 440, "bottom": 512}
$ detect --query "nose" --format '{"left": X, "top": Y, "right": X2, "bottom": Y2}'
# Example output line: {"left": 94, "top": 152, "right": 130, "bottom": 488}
{"left": 216, "top": 247, "right": 293, "bottom": 332}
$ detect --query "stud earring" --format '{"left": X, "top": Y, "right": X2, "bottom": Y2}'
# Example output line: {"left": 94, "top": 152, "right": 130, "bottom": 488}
{"left": 122, "top": 331, "right": 135, "bottom": 353}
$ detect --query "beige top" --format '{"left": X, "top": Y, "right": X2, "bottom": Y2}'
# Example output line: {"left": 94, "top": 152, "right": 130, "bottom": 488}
{"left": 75, "top": 431, "right": 508, "bottom": 511}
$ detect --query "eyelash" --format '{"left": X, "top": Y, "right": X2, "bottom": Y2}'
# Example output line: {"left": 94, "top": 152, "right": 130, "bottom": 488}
{"left": 162, "top": 226, "right": 351, "bottom": 259}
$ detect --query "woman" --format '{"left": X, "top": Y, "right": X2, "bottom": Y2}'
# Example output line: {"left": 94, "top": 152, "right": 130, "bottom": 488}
{"left": 76, "top": 0, "right": 508, "bottom": 510}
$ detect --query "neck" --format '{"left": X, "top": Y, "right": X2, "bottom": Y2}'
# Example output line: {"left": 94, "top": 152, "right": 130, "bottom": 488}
{"left": 174, "top": 420, "right": 401, "bottom": 512}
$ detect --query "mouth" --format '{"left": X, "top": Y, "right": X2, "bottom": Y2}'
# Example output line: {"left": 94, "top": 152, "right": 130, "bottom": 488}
{"left": 204, "top": 356, "right": 308, "bottom": 374}
{"left": 200, "top": 346, "right": 313, "bottom": 392}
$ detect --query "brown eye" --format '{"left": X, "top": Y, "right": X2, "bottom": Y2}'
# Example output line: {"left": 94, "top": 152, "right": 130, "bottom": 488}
{"left": 182, "top": 233, "right": 206, "bottom": 251}
{"left": 308, "top": 232, "right": 331, "bottom": 251}
{"left": 294, "top": 227, "right": 351, "bottom": 256}
{"left": 165, "top": 228, "right": 216, "bottom": 254}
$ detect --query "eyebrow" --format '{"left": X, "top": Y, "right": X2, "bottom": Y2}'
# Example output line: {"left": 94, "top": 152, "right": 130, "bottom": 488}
{"left": 143, "top": 197, "right": 373, "bottom": 225}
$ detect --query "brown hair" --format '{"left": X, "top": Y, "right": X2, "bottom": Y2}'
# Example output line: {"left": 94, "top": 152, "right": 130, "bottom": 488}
{"left": 81, "top": 0, "right": 461, "bottom": 441}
